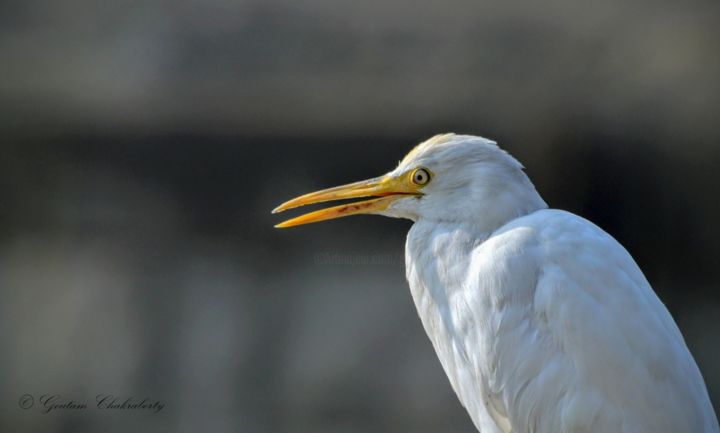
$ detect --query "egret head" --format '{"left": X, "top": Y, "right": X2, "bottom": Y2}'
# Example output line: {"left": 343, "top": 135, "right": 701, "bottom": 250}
{"left": 273, "top": 134, "right": 547, "bottom": 231}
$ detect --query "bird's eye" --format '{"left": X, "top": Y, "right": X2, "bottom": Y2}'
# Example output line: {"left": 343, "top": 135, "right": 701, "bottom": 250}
{"left": 411, "top": 168, "right": 431, "bottom": 186}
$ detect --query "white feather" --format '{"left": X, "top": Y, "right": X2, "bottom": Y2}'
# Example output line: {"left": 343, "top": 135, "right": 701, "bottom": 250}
{"left": 386, "top": 134, "right": 719, "bottom": 433}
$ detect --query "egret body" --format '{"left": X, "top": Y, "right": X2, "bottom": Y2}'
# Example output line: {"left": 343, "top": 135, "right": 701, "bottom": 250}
{"left": 273, "top": 134, "right": 719, "bottom": 433}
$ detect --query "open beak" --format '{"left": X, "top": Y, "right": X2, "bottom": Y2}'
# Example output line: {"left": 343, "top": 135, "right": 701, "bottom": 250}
{"left": 272, "top": 174, "right": 420, "bottom": 228}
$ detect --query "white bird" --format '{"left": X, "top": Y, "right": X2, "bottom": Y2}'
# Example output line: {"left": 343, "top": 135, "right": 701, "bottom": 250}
{"left": 273, "top": 134, "right": 719, "bottom": 433}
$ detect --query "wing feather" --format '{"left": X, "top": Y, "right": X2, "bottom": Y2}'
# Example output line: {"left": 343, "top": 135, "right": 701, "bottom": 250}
{"left": 480, "top": 210, "right": 718, "bottom": 433}
{"left": 406, "top": 210, "right": 718, "bottom": 433}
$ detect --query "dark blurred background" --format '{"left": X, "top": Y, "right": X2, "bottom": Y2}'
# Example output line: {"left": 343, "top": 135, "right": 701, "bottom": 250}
{"left": 1, "top": 1, "right": 719, "bottom": 432}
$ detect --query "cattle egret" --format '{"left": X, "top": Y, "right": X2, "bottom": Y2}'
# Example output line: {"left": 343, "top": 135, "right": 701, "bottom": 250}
{"left": 273, "top": 134, "right": 719, "bottom": 433}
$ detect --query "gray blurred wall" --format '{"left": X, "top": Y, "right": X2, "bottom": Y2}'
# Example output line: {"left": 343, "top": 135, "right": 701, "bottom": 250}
{"left": 1, "top": 1, "right": 719, "bottom": 432}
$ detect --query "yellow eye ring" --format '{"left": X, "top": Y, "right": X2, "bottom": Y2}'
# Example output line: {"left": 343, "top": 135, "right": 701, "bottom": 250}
{"left": 410, "top": 167, "right": 431, "bottom": 186}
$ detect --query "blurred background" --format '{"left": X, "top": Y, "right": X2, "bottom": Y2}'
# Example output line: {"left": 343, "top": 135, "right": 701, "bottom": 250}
{"left": 1, "top": 0, "right": 719, "bottom": 432}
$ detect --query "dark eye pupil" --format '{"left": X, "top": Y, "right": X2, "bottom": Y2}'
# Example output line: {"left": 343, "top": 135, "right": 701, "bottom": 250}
{"left": 415, "top": 170, "right": 427, "bottom": 183}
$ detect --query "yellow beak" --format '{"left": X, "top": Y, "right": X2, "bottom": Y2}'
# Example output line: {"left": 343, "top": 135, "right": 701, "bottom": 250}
{"left": 272, "top": 174, "right": 421, "bottom": 228}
